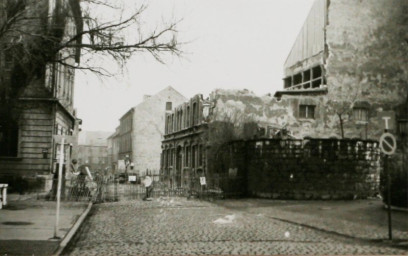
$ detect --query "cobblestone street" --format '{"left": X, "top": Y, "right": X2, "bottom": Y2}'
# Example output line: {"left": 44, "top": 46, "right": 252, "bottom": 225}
{"left": 64, "top": 198, "right": 408, "bottom": 255}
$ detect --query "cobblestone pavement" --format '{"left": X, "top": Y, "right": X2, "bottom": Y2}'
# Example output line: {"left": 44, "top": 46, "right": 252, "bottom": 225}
{"left": 64, "top": 198, "right": 408, "bottom": 255}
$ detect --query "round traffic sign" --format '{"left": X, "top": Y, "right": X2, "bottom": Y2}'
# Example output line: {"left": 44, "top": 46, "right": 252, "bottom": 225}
{"left": 379, "top": 132, "right": 397, "bottom": 155}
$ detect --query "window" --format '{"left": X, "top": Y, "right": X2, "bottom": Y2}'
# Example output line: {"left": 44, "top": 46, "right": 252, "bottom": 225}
{"left": 192, "top": 146, "right": 196, "bottom": 168}
{"left": 283, "top": 65, "right": 325, "bottom": 90}
{"left": 198, "top": 145, "right": 203, "bottom": 166}
{"left": 353, "top": 108, "right": 368, "bottom": 122}
{"left": 398, "top": 120, "right": 408, "bottom": 136}
{"left": 185, "top": 146, "right": 190, "bottom": 167}
{"left": 166, "top": 102, "right": 172, "bottom": 111}
{"left": 186, "top": 106, "right": 190, "bottom": 127}
{"left": 192, "top": 103, "right": 197, "bottom": 126}
{"left": 0, "top": 121, "right": 19, "bottom": 157}
{"left": 299, "top": 105, "right": 315, "bottom": 119}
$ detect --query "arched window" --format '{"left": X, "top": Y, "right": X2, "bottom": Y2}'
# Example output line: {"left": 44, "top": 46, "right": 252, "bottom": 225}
{"left": 192, "top": 102, "right": 197, "bottom": 126}
{"left": 179, "top": 110, "right": 183, "bottom": 130}
{"left": 186, "top": 106, "right": 190, "bottom": 127}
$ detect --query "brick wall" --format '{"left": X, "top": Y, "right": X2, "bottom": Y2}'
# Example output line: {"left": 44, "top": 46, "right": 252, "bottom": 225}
{"left": 214, "top": 138, "right": 381, "bottom": 200}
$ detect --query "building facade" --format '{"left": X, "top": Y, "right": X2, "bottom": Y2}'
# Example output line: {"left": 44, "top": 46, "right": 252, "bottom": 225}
{"left": 116, "top": 86, "right": 186, "bottom": 175}
{"left": 0, "top": 0, "right": 83, "bottom": 192}
{"left": 76, "top": 131, "right": 111, "bottom": 174}
{"left": 274, "top": 0, "right": 408, "bottom": 140}
{"left": 107, "top": 127, "right": 120, "bottom": 173}
{"left": 161, "top": 95, "right": 210, "bottom": 188}
{"left": 161, "top": 0, "right": 408, "bottom": 194}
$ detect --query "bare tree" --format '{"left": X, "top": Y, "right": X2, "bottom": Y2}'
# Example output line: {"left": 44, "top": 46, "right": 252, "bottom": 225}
{"left": 0, "top": 0, "right": 182, "bottom": 116}
{"left": 327, "top": 48, "right": 366, "bottom": 139}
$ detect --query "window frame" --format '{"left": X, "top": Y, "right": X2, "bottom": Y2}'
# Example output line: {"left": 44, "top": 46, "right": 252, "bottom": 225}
{"left": 299, "top": 105, "right": 316, "bottom": 119}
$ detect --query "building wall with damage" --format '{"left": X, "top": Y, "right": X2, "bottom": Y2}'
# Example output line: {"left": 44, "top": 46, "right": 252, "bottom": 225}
{"left": 209, "top": 89, "right": 331, "bottom": 139}
{"left": 280, "top": 0, "right": 407, "bottom": 140}
{"left": 324, "top": 0, "right": 408, "bottom": 139}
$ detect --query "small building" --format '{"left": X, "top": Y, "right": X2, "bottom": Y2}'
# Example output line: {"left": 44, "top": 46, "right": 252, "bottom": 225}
{"left": 116, "top": 86, "right": 186, "bottom": 175}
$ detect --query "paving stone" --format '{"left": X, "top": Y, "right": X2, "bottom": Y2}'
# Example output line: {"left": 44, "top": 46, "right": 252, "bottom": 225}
{"left": 65, "top": 198, "right": 408, "bottom": 255}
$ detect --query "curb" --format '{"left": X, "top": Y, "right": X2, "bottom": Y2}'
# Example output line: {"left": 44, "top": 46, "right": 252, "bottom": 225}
{"left": 53, "top": 202, "right": 93, "bottom": 255}
{"left": 269, "top": 216, "right": 408, "bottom": 250}
{"left": 384, "top": 203, "right": 408, "bottom": 213}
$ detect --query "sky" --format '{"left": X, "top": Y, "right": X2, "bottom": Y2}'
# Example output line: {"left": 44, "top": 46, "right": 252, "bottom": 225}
{"left": 74, "top": 0, "right": 316, "bottom": 132}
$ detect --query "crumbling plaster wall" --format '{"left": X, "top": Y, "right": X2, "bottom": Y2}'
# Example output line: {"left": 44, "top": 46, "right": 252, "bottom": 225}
{"left": 209, "top": 89, "right": 334, "bottom": 139}
{"left": 325, "top": 0, "right": 408, "bottom": 139}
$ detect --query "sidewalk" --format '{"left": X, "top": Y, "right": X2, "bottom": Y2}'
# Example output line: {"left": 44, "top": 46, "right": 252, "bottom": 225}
{"left": 217, "top": 198, "right": 408, "bottom": 246}
{"left": 0, "top": 194, "right": 90, "bottom": 255}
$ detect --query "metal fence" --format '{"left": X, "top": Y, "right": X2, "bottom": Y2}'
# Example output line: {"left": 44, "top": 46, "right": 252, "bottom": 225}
{"left": 45, "top": 173, "right": 245, "bottom": 203}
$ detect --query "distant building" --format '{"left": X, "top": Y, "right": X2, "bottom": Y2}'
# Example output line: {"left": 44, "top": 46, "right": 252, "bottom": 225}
{"left": 117, "top": 86, "right": 186, "bottom": 175}
{"left": 76, "top": 131, "right": 111, "bottom": 173}
{"left": 107, "top": 127, "right": 120, "bottom": 173}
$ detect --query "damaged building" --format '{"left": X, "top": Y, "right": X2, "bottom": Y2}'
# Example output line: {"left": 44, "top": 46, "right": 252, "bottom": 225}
{"left": 161, "top": 0, "right": 408, "bottom": 199}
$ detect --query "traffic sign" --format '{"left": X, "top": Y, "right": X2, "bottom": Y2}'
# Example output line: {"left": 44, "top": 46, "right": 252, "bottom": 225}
{"left": 379, "top": 132, "right": 397, "bottom": 155}
{"left": 200, "top": 177, "right": 206, "bottom": 185}
{"left": 378, "top": 111, "right": 396, "bottom": 131}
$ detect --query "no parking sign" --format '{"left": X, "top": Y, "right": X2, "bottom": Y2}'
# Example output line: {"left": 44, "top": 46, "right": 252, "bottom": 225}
{"left": 379, "top": 132, "right": 396, "bottom": 156}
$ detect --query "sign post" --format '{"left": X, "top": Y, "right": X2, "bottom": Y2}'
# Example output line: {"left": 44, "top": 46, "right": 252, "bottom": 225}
{"left": 53, "top": 137, "right": 64, "bottom": 239}
{"left": 379, "top": 115, "right": 397, "bottom": 241}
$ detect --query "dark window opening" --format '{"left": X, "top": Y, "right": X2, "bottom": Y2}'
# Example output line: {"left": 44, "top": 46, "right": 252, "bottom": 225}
{"left": 312, "top": 78, "right": 321, "bottom": 88}
{"left": 312, "top": 66, "right": 322, "bottom": 79}
{"left": 192, "top": 103, "right": 197, "bottom": 126}
{"left": 284, "top": 77, "right": 292, "bottom": 89}
{"left": 299, "top": 105, "right": 315, "bottom": 119}
{"left": 303, "top": 69, "right": 311, "bottom": 81}
{"left": 293, "top": 73, "right": 302, "bottom": 85}
{"left": 192, "top": 146, "right": 196, "bottom": 169}
{"left": 186, "top": 106, "right": 190, "bottom": 127}
{"left": 198, "top": 145, "right": 203, "bottom": 166}
{"left": 0, "top": 120, "right": 19, "bottom": 157}
{"left": 185, "top": 147, "right": 190, "bottom": 167}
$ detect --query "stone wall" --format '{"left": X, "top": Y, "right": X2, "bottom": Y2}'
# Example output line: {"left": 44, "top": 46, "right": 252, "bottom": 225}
{"left": 214, "top": 138, "right": 381, "bottom": 200}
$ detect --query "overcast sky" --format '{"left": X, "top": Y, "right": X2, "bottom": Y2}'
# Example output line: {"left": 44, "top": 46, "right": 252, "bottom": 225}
{"left": 74, "top": 0, "right": 316, "bottom": 132}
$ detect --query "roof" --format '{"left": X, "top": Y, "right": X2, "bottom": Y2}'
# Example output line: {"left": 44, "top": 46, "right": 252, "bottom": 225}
{"left": 284, "top": 0, "right": 327, "bottom": 70}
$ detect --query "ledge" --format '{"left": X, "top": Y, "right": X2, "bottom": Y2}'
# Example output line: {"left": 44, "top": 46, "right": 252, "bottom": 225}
{"left": 274, "top": 88, "right": 328, "bottom": 98}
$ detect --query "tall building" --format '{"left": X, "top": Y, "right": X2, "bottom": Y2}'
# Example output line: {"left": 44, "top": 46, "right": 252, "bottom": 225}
{"left": 117, "top": 86, "right": 186, "bottom": 175}
{"left": 0, "top": 0, "right": 83, "bottom": 192}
